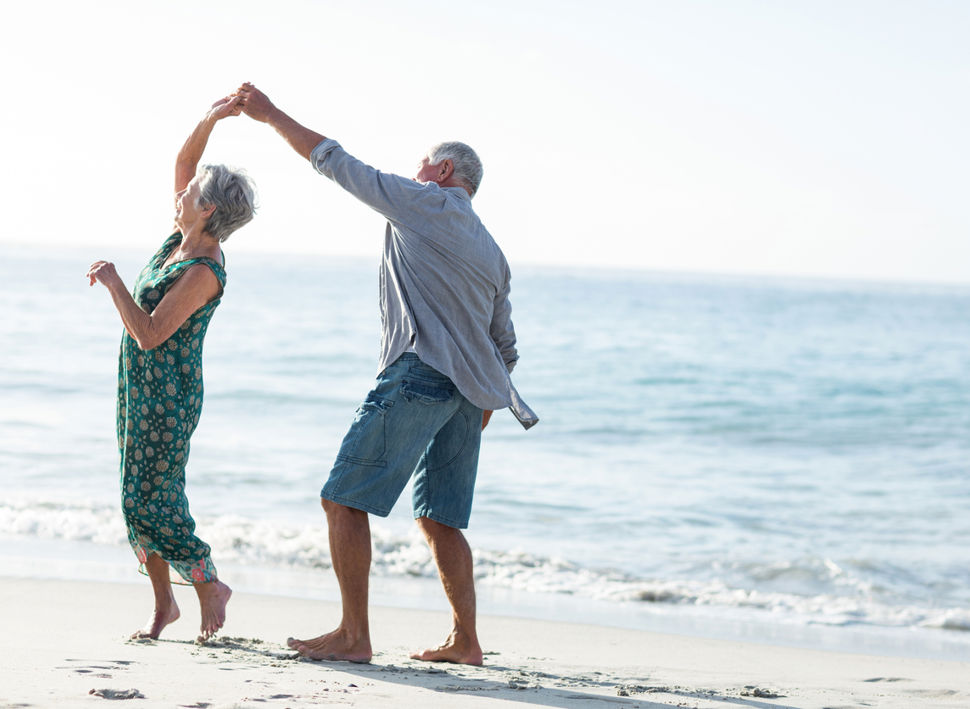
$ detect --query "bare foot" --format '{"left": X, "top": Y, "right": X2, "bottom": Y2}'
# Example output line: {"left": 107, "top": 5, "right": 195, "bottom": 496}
{"left": 195, "top": 579, "right": 232, "bottom": 643}
{"left": 287, "top": 628, "right": 372, "bottom": 663}
{"left": 130, "top": 600, "right": 180, "bottom": 640}
{"left": 410, "top": 630, "right": 483, "bottom": 665}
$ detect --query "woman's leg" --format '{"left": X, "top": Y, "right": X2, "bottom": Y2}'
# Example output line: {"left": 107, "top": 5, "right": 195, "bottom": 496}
{"left": 193, "top": 577, "right": 232, "bottom": 643}
{"left": 160, "top": 504, "right": 231, "bottom": 642}
{"left": 125, "top": 468, "right": 230, "bottom": 641}
{"left": 130, "top": 553, "right": 181, "bottom": 639}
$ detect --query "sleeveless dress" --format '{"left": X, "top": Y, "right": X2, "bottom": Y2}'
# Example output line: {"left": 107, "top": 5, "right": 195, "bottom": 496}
{"left": 117, "top": 232, "right": 226, "bottom": 584}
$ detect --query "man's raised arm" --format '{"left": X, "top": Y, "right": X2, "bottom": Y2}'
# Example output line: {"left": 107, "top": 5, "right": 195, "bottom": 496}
{"left": 236, "top": 82, "right": 325, "bottom": 161}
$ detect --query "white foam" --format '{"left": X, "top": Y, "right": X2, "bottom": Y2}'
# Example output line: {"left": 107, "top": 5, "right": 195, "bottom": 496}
{"left": 2, "top": 496, "right": 967, "bottom": 637}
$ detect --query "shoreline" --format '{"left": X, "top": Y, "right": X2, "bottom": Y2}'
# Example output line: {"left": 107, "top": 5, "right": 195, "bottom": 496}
{"left": 5, "top": 534, "right": 970, "bottom": 665}
{"left": 6, "top": 576, "right": 970, "bottom": 708}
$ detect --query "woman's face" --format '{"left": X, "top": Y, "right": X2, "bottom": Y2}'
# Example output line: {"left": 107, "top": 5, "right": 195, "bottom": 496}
{"left": 175, "top": 176, "right": 208, "bottom": 229}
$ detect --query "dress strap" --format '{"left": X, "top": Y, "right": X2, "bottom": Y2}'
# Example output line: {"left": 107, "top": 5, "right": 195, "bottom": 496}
{"left": 171, "top": 256, "right": 227, "bottom": 289}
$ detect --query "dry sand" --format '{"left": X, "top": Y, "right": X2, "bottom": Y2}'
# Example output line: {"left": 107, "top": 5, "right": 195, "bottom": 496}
{"left": 2, "top": 576, "right": 967, "bottom": 708}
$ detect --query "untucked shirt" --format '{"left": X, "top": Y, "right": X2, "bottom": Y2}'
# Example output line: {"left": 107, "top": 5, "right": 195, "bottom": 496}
{"left": 310, "top": 139, "right": 537, "bottom": 429}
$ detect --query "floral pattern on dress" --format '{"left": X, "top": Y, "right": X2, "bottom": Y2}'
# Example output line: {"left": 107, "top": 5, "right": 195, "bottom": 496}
{"left": 117, "top": 232, "right": 225, "bottom": 585}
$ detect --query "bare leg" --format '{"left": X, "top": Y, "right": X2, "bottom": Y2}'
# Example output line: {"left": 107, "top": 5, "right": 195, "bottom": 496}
{"left": 130, "top": 553, "right": 180, "bottom": 639}
{"left": 287, "top": 498, "right": 373, "bottom": 662}
{"left": 410, "top": 517, "right": 483, "bottom": 665}
{"left": 195, "top": 577, "right": 232, "bottom": 643}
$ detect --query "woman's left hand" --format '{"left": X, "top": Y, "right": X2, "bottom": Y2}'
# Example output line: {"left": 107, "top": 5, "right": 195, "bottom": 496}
{"left": 87, "top": 260, "right": 122, "bottom": 289}
{"left": 208, "top": 95, "right": 243, "bottom": 121}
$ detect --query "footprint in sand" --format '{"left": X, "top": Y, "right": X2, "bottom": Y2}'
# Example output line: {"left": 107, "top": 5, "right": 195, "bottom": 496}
{"left": 88, "top": 688, "right": 145, "bottom": 700}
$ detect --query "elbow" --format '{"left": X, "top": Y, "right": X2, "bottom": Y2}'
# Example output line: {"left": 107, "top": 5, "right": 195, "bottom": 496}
{"left": 134, "top": 336, "right": 160, "bottom": 352}
{"left": 132, "top": 329, "right": 165, "bottom": 352}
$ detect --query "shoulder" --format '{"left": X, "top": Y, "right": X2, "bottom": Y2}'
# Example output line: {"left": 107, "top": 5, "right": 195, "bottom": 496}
{"left": 173, "top": 261, "right": 224, "bottom": 295}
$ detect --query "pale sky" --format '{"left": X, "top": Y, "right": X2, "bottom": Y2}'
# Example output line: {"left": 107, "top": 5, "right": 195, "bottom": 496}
{"left": 3, "top": 0, "right": 968, "bottom": 283}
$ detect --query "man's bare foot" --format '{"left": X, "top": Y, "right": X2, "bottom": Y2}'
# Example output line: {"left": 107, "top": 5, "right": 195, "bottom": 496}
{"left": 195, "top": 579, "right": 231, "bottom": 643}
{"left": 286, "top": 628, "right": 372, "bottom": 663}
{"left": 410, "top": 630, "right": 483, "bottom": 665}
{"left": 130, "top": 600, "right": 180, "bottom": 640}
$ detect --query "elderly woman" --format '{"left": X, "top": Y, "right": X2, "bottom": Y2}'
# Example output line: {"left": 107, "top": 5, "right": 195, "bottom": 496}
{"left": 87, "top": 96, "right": 255, "bottom": 642}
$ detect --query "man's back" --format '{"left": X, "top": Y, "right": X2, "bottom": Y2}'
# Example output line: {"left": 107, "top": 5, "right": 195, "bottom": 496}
{"left": 310, "top": 139, "right": 519, "bottom": 412}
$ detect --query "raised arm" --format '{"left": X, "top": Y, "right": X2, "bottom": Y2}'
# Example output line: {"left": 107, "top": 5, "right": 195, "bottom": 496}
{"left": 236, "top": 83, "right": 441, "bottom": 228}
{"left": 175, "top": 96, "right": 243, "bottom": 197}
{"left": 236, "top": 82, "right": 326, "bottom": 161}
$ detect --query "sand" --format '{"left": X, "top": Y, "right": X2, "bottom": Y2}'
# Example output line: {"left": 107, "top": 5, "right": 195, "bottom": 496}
{"left": 2, "top": 576, "right": 968, "bottom": 708}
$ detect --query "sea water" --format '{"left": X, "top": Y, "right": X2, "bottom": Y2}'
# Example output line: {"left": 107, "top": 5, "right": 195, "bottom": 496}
{"left": 2, "top": 244, "right": 969, "bottom": 660}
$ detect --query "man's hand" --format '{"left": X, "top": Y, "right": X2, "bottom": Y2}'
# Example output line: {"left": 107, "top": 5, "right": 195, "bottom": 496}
{"left": 235, "top": 82, "right": 276, "bottom": 123}
{"left": 482, "top": 410, "right": 493, "bottom": 430}
{"left": 231, "top": 82, "right": 326, "bottom": 161}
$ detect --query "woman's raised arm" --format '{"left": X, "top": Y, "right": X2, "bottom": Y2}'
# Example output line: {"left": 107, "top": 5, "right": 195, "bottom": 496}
{"left": 174, "top": 97, "right": 242, "bottom": 197}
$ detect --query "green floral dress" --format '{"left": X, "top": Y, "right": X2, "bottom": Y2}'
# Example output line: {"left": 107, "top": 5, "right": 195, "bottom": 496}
{"left": 117, "top": 232, "right": 225, "bottom": 584}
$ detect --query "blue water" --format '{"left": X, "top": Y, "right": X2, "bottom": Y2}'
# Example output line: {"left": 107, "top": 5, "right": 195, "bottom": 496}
{"left": 2, "top": 244, "right": 969, "bottom": 658}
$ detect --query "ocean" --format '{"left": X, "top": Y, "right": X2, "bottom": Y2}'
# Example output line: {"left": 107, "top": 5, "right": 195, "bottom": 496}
{"left": 2, "top": 244, "right": 969, "bottom": 661}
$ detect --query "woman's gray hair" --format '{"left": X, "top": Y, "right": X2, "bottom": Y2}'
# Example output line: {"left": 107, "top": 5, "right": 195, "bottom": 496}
{"left": 427, "top": 141, "right": 483, "bottom": 197}
{"left": 197, "top": 164, "right": 257, "bottom": 242}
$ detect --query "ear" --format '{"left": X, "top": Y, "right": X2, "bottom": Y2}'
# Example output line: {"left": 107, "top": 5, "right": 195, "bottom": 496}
{"left": 439, "top": 159, "right": 454, "bottom": 181}
{"left": 200, "top": 203, "right": 217, "bottom": 219}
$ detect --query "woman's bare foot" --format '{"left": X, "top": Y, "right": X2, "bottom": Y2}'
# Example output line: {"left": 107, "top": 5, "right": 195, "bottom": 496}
{"left": 130, "top": 600, "right": 180, "bottom": 640}
{"left": 194, "top": 579, "right": 232, "bottom": 643}
{"left": 287, "top": 628, "right": 372, "bottom": 663}
{"left": 410, "top": 630, "right": 483, "bottom": 665}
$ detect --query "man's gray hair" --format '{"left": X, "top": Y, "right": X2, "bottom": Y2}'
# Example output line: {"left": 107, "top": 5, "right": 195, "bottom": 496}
{"left": 197, "top": 164, "right": 257, "bottom": 242}
{"left": 427, "top": 141, "right": 483, "bottom": 197}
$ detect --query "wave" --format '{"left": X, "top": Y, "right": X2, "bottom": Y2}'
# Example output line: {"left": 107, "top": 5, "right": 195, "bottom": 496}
{"left": 2, "top": 498, "right": 967, "bottom": 634}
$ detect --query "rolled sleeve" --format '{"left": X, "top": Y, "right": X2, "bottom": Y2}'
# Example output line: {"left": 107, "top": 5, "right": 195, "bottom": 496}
{"left": 309, "top": 138, "right": 341, "bottom": 171}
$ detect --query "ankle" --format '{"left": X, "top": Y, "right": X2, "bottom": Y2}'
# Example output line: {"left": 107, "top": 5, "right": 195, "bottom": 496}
{"left": 337, "top": 624, "right": 371, "bottom": 647}
{"left": 153, "top": 594, "right": 176, "bottom": 611}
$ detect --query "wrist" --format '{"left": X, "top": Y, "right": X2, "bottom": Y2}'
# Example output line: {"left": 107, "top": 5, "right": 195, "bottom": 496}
{"left": 264, "top": 105, "right": 288, "bottom": 126}
{"left": 106, "top": 278, "right": 126, "bottom": 295}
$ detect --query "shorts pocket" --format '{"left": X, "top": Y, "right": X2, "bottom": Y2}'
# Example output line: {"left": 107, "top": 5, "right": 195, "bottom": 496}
{"left": 402, "top": 376, "right": 455, "bottom": 405}
{"left": 336, "top": 393, "right": 393, "bottom": 466}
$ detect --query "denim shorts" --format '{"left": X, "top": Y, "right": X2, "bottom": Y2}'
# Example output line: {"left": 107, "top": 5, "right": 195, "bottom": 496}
{"left": 321, "top": 354, "right": 483, "bottom": 529}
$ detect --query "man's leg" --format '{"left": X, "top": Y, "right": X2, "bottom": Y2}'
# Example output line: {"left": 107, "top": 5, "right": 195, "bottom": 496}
{"left": 410, "top": 516, "right": 483, "bottom": 665}
{"left": 287, "top": 498, "right": 373, "bottom": 662}
{"left": 298, "top": 355, "right": 459, "bottom": 661}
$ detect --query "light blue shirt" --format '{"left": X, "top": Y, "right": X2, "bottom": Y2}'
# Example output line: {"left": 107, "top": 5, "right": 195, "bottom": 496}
{"left": 310, "top": 139, "right": 537, "bottom": 429}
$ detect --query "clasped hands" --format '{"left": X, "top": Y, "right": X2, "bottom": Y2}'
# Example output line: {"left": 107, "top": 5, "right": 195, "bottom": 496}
{"left": 207, "top": 83, "right": 275, "bottom": 123}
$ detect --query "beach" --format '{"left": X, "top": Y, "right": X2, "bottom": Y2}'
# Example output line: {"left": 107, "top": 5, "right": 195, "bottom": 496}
{"left": 4, "top": 249, "right": 970, "bottom": 706}
{"left": 4, "top": 576, "right": 968, "bottom": 708}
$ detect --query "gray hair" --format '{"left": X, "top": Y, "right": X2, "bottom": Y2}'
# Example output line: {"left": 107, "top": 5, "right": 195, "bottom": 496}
{"left": 427, "top": 141, "right": 483, "bottom": 197}
{"left": 197, "top": 164, "right": 257, "bottom": 242}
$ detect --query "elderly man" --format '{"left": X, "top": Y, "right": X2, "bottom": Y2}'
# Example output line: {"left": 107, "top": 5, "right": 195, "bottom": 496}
{"left": 236, "top": 83, "right": 536, "bottom": 665}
